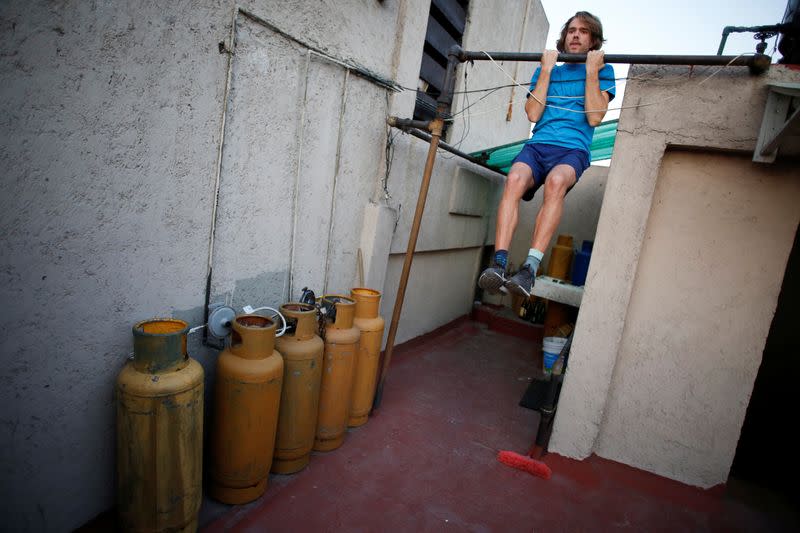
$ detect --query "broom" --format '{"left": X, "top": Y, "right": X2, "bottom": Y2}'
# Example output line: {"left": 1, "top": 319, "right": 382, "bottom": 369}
{"left": 497, "top": 450, "right": 552, "bottom": 479}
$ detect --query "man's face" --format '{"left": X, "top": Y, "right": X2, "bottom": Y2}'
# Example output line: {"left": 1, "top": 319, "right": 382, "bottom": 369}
{"left": 565, "top": 17, "right": 593, "bottom": 54}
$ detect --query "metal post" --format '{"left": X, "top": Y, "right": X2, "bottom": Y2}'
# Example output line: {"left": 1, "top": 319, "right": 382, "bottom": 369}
{"left": 372, "top": 47, "right": 462, "bottom": 411}
{"left": 371, "top": 117, "right": 443, "bottom": 410}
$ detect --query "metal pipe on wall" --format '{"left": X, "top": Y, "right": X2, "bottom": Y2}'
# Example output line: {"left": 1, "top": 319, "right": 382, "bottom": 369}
{"left": 371, "top": 117, "right": 444, "bottom": 410}
{"left": 203, "top": 4, "right": 239, "bottom": 348}
{"left": 373, "top": 46, "right": 463, "bottom": 410}
{"left": 323, "top": 69, "right": 351, "bottom": 294}
{"left": 387, "top": 120, "right": 505, "bottom": 176}
{"left": 287, "top": 50, "right": 313, "bottom": 301}
{"left": 717, "top": 23, "right": 792, "bottom": 55}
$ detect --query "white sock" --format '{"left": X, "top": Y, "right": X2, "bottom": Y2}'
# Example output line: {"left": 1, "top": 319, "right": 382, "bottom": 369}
{"left": 523, "top": 248, "right": 544, "bottom": 273}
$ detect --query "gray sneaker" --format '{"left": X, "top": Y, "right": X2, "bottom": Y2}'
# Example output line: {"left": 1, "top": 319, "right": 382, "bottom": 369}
{"left": 478, "top": 263, "right": 507, "bottom": 293}
{"left": 506, "top": 264, "right": 535, "bottom": 298}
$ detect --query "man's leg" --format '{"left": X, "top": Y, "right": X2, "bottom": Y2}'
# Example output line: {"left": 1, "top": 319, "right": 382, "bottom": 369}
{"left": 506, "top": 164, "right": 576, "bottom": 297}
{"left": 478, "top": 162, "right": 534, "bottom": 292}
{"left": 495, "top": 162, "right": 535, "bottom": 252}
{"left": 531, "top": 164, "right": 576, "bottom": 251}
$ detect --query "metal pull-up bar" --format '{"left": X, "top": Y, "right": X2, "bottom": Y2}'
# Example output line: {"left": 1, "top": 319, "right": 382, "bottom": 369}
{"left": 371, "top": 45, "right": 772, "bottom": 411}
{"left": 457, "top": 50, "right": 772, "bottom": 72}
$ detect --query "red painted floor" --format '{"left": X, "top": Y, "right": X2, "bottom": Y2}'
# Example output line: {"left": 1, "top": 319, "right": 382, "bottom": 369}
{"left": 202, "top": 315, "right": 799, "bottom": 532}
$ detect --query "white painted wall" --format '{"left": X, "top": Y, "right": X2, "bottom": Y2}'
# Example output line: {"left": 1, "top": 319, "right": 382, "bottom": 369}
{"left": 549, "top": 64, "right": 800, "bottom": 488}
{"left": 597, "top": 151, "right": 800, "bottom": 488}
{"left": 0, "top": 1, "right": 550, "bottom": 530}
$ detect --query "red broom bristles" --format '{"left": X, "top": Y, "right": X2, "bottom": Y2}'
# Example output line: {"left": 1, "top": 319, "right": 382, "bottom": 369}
{"left": 497, "top": 450, "right": 552, "bottom": 480}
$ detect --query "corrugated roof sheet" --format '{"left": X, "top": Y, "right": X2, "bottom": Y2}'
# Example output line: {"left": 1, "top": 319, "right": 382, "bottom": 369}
{"left": 469, "top": 119, "right": 618, "bottom": 174}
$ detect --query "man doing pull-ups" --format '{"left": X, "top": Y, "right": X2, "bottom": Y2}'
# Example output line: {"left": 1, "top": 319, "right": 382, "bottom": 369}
{"left": 478, "top": 11, "right": 615, "bottom": 297}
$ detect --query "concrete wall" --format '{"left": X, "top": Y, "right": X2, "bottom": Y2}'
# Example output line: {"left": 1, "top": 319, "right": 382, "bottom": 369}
{"left": 0, "top": 0, "right": 549, "bottom": 530}
{"left": 549, "top": 63, "right": 800, "bottom": 488}
{"left": 1, "top": 3, "right": 230, "bottom": 530}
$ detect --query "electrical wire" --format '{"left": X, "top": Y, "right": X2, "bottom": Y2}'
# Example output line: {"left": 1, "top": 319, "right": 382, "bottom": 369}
{"left": 394, "top": 52, "right": 756, "bottom": 156}
{"left": 429, "top": 53, "right": 750, "bottom": 125}
{"left": 401, "top": 76, "right": 629, "bottom": 96}
{"left": 441, "top": 62, "right": 473, "bottom": 157}
{"left": 243, "top": 306, "right": 288, "bottom": 337}
{"left": 480, "top": 50, "right": 750, "bottom": 116}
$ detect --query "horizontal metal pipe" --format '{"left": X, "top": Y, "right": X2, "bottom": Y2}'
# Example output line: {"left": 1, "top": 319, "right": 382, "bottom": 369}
{"left": 721, "top": 23, "right": 791, "bottom": 34}
{"left": 387, "top": 117, "right": 433, "bottom": 131}
{"left": 459, "top": 49, "right": 771, "bottom": 70}
{"left": 390, "top": 122, "right": 505, "bottom": 177}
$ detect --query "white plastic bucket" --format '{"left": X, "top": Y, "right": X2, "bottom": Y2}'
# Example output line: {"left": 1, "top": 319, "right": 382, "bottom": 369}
{"left": 542, "top": 336, "right": 568, "bottom": 372}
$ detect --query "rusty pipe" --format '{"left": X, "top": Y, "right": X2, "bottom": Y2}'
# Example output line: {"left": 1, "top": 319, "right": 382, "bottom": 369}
{"left": 372, "top": 117, "right": 444, "bottom": 410}
{"left": 373, "top": 46, "right": 464, "bottom": 411}
{"left": 387, "top": 118, "right": 505, "bottom": 176}
{"left": 387, "top": 116, "right": 433, "bottom": 131}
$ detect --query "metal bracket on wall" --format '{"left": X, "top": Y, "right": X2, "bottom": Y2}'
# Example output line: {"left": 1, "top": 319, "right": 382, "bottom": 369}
{"left": 753, "top": 82, "right": 800, "bottom": 163}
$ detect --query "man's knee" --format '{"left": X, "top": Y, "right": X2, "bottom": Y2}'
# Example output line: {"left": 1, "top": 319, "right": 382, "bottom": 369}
{"left": 505, "top": 169, "right": 534, "bottom": 196}
{"left": 544, "top": 167, "right": 576, "bottom": 196}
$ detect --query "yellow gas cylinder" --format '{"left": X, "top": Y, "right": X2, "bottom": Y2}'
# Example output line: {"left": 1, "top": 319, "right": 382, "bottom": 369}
{"left": 272, "top": 303, "right": 324, "bottom": 474}
{"left": 210, "top": 315, "right": 283, "bottom": 504}
{"left": 314, "top": 295, "right": 360, "bottom": 452}
{"left": 548, "top": 234, "right": 575, "bottom": 281}
{"left": 556, "top": 234, "right": 574, "bottom": 248}
{"left": 116, "top": 318, "right": 204, "bottom": 533}
{"left": 348, "top": 288, "right": 385, "bottom": 427}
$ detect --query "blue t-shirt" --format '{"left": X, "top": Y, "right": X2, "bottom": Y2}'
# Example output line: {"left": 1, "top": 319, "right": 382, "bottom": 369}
{"left": 527, "top": 63, "right": 616, "bottom": 153}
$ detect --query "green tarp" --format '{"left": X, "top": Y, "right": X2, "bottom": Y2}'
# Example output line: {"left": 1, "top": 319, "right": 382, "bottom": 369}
{"left": 468, "top": 119, "right": 618, "bottom": 174}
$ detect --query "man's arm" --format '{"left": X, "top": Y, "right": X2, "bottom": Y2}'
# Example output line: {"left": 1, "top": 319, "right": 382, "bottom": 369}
{"left": 525, "top": 49, "right": 558, "bottom": 123}
{"left": 584, "top": 50, "right": 610, "bottom": 127}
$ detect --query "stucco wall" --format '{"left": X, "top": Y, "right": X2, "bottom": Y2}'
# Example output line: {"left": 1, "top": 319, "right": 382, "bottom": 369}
{"left": 0, "top": 1, "right": 549, "bottom": 530}
{"left": 1, "top": 3, "right": 229, "bottom": 530}
{"left": 549, "top": 63, "right": 800, "bottom": 488}
{"left": 448, "top": 0, "right": 548, "bottom": 153}
{"left": 597, "top": 151, "right": 800, "bottom": 487}
{"left": 383, "top": 247, "right": 484, "bottom": 346}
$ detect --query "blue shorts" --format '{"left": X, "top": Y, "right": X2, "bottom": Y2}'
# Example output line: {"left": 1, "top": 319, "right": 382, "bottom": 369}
{"left": 511, "top": 143, "right": 590, "bottom": 201}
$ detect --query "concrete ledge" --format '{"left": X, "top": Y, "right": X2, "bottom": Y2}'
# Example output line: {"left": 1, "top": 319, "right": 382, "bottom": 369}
{"left": 532, "top": 276, "right": 584, "bottom": 308}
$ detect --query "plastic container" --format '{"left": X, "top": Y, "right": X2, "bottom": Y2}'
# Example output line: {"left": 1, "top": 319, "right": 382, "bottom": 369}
{"left": 571, "top": 240, "right": 593, "bottom": 286}
{"left": 542, "top": 336, "right": 568, "bottom": 373}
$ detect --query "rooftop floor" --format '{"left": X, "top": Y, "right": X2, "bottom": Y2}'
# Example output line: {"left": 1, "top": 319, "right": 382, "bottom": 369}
{"left": 200, "top": 310, "right": 799, "bottom": 532}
